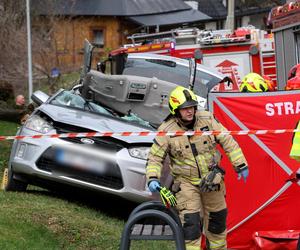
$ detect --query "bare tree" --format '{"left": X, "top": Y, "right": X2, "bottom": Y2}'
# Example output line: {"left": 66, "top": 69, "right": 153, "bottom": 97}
{"left": 0, "top": 0, "right": 28, "bottom": 98}
{"left": 30, "top": 0, "right": 78, "bottom": 94}
{"left": 0, "top": 0, "right": 76, "bottom": 99}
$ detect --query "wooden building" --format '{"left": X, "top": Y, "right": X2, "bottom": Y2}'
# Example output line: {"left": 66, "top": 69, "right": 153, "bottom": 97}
{"left": 34, "top": 16, "right": 132, "bottom": 71}
{"left": 31, "top": 0, "right": 210, "bottom": 73}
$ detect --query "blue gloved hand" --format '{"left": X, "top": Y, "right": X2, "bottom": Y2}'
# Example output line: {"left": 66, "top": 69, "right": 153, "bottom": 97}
{"left": 148, "top": 180, "right": 161, "bottom": 193}
{"left": 238, "top": 168, "right": 249, "bottom": 182}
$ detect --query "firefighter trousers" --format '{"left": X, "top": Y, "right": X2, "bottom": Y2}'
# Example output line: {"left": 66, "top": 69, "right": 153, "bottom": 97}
{"left": 174, "top": 179, "right": 227, "bottom": 250}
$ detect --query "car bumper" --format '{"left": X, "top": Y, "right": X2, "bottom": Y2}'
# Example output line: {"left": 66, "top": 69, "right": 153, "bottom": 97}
{"left": 9, "top": 127, "right": 154, "bottom": 203}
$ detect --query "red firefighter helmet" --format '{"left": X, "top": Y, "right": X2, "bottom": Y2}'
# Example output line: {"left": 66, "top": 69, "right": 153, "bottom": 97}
{"left": 263, "top": 75, "right": 277, "bottom": 91}
{"left": 286, "top": 64, "right": 300, "bottom": 90}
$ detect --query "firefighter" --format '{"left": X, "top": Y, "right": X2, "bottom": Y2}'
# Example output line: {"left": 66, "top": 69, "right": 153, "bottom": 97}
{"left": 146, "top": 86, "right": 249, "bottom": 250}
{"left": 290, "top": 120, "right": 300, "bottom": 161}
{"left": 285, "top": 63, "right": 300, "bottom": 90}
{"left": 263, "top": 75, "right": 277, "bottom": 91}
{"left": 239, "top": 72, "right": 270, "bottom": 92}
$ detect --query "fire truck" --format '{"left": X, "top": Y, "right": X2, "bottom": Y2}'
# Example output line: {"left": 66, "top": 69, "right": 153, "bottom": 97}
{"left": 270, "top": 0, "right": 300, "bottom": 90}
{"left": 109, "top": 26, "right": 277, "bottom": 92}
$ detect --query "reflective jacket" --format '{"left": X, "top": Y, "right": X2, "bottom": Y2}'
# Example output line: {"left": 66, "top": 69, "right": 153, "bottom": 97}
{"left": 146, "top": 110, "right": 248, "bottom": 185}
{"left": 290, "top": 121, "right": 300, "bottom": 161}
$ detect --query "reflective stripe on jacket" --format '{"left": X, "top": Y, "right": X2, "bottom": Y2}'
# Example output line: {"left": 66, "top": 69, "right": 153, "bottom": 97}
{"left": 146, "top": 110, "right": 248, "bottom": 184}
{"left": 290, "top": 120, "right": 300, "bottom": 161}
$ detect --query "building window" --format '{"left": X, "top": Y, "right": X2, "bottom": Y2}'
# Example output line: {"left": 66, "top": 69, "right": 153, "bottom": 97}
{"left": 235, "top": 17, "right": 242, "bottom": 29}
{"left": 92, "top": 29, "right": 104, "bottom": 48}
{"left": 216, "top": 21, "right": 224, "bottom": 30}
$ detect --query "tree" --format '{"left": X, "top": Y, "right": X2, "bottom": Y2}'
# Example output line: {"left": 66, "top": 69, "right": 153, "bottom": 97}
{"left": 0, "top": 0, "right": 76, "bottom": 99}
{"left": 0, "top": 0, "right": 28, "bottom": 99}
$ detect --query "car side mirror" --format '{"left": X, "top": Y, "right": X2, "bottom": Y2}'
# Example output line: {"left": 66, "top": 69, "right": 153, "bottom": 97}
{"left": 31, "top": 90, "right": 49, "bottom": 106}
{"left": 189, "top": 49, "right": 203, "bottom": 90}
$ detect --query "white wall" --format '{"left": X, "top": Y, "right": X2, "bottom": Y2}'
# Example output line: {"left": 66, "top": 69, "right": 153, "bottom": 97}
{"left": 241, "top": 16, "right": 250, "bottom": 27}
{"left": 205, "top": 22, "right": 217, "bottom": 30}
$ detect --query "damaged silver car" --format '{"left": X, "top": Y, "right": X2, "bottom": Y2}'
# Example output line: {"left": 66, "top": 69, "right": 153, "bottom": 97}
{"left": 6, "top": 88, "right": 163, "bottom": 202}
{"left": 6, "top": 40, "right": 226, "bottom": 203}
{"left": 5, "top": 41, "right": 176, "bottom": 203}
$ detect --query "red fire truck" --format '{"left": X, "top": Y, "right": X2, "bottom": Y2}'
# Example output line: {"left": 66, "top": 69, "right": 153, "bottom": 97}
{"left": 110, "top": 26, "right": 277, "bottom": 92}
{"left": 270, "top": 0, "right": 300, "bottom": 90}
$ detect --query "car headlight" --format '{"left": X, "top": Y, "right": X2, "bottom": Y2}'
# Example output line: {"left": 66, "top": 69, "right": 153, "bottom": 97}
{"left": 24, "top": 115, "right": 53, "bottom": 134}
{"left": 128, "top": 147, "right": 150, "bottom": 160}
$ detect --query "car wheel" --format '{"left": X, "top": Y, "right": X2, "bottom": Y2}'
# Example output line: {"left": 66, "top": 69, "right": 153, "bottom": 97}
{"left": 3, "top": 167, "right": 28, "bottom": 192}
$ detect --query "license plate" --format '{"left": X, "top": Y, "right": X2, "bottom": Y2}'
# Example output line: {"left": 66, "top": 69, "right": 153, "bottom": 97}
{"left": 55, "top": 148, "right": 106, "bottom": 173}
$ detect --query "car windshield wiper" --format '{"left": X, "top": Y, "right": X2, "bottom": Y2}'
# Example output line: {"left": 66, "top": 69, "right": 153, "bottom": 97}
{"left": 83, "top": 100, "right": 95, "bottom": 112}
{"left": 83, "top": 99, "right": 116, "bottom": 117}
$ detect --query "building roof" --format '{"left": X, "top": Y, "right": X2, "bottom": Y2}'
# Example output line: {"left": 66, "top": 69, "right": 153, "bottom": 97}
{"left": 235, "top": 0, "right": 286, "bottom": 17}
{"left": 32, "top": 0, "right": 211, "bottom": 27}
{"left": 128, "top": 9, "right": 210, "bottom": 26}
{"left": 195, "top": 0, "right": 286, "bottom": 20}
{"left": 195, "top": 0, "right": 227, "bottom": 19}
{"left": 32, "top": 0, "right": 190, "bottom": 16}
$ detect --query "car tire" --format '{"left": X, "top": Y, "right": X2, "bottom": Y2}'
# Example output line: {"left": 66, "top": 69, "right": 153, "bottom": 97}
{"left": 4, "top": 167, "right": 28, "bottom": 192}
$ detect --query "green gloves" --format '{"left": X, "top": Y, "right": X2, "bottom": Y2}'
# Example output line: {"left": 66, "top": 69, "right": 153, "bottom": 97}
{"left": 158, "top": 186, "right": 177, "bottom": 208}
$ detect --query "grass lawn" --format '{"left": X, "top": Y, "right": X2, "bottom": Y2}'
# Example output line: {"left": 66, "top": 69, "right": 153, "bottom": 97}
{"left": 0, "top": 120, "right": 176, "bottom": 249}
{"left": 0, "top": 121, "right": 19, "bottom": 176}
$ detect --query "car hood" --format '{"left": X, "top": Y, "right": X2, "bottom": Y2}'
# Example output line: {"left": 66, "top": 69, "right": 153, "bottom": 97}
{"left": 39, "top": 104, "right": 155, "bottom": 144}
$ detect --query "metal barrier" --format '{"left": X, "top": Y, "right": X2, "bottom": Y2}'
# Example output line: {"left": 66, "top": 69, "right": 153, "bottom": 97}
{"left": 119, "top": 201, "right": 186, "bottom": 250}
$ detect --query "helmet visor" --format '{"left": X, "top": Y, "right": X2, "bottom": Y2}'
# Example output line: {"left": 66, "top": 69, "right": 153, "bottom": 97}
{"left": 179, "top": 100, "right": 198, "bottom": 109}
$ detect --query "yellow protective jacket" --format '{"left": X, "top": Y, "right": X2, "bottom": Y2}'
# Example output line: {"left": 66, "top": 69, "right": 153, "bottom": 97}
{"left": 146, "top": 110, "right": 248, "bottom": 185}
{"left": 290, "top": 120, "right": 300, "bottom": 161}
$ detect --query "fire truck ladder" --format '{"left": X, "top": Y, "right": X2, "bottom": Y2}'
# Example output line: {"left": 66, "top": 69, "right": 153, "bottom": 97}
{"left": 127, "top": 28, "right": 202, "bottom": 46}
{"left": 127, "top": 30, "right": 176, "bottom": 45}
{"left": 260, "top": 50, "right": 277, "bottom": 83}
{"left": 127, "top": 27, "right": 254, "bottom": 48}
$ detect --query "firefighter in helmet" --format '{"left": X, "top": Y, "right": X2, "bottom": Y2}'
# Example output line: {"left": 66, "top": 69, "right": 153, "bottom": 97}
{"left": 146, "top": 86, "right": 249, "bottom": 250}
{"left": 286, "top": 63, "right": 300, "bottom": 90}
{"left": 240, "top": 72, "right": 270, "bottom": 92}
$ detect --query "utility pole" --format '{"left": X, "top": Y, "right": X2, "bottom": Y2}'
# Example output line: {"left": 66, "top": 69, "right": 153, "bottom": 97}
{"left": 225, "top": 0, "right": 235, "bottom": 31}
{"left": 26, "top": 0, "right": 33, "bottom": 101}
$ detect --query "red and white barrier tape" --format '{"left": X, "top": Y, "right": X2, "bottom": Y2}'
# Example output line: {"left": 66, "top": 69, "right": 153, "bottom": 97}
{"left": 0, "top": 129, "right": 299, "bottom": 141}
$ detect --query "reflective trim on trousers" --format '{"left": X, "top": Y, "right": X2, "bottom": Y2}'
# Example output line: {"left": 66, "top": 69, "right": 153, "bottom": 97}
{"left": 208, "top": 239, "right": 226, "bottom": 250}
{"left": 186, "top": 243, "right": 201, "bottom": 250}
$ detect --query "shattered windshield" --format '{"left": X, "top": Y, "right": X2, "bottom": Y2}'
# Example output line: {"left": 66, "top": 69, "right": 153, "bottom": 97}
{"left": 50, "top": 90, "right": 152, "bottom": 128}
{"left": 50, "top": 90, "right": 113, "bottom": 116}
